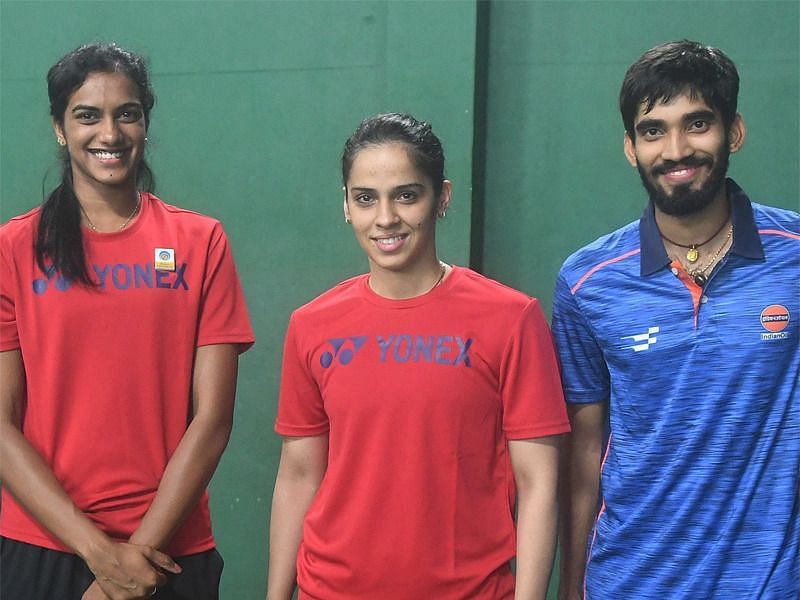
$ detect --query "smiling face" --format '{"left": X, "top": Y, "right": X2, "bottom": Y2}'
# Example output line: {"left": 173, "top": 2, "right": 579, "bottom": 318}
{"left": 53, "top": 71, "right": 147, "bottom": 198}
{"left": 344, "top": 142, "right": 451, "bottom": 277}
{"left": 624, "top": 93, "right": 745, "bottom": 216}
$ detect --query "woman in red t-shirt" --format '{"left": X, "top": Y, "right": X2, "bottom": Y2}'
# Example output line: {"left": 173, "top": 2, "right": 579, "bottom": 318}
{"left": 267, "top": 113, "right": 569, "bottom": 599}
{"left": 0, "top": 42, "right": 253, "bottom": 600}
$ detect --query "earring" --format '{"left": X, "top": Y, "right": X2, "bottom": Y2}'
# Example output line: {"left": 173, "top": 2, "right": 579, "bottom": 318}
{"left": 345, "top": 217, "right": 351, "bottom": 224}
{"left": 57, "top": 137, "right": 66, "bottom": 146}
{"left": 438, "top": 210, "right": 447, "bottom": 219}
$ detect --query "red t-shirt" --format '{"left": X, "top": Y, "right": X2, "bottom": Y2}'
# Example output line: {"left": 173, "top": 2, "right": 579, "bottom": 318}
{"left": 276, "top": 266, "right": 569, "bottom": 599}
{"left": 0, "top": 194, "right": 254, "bottom": 556}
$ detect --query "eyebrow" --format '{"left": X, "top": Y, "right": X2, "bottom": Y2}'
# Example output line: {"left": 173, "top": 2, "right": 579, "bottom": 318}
{"left": 683, "top": 110, "right": 717, "bottom": 123}
{"left": 634, "top": 118, "right": 665, "bottom": 135}
{"left": 635, "top": 110, "right": 718, "bottom": 135}
{"left": 71, "top": 101, "right": 142, "bottom": 113}
{"left": 349, "top": 183, "right": 426, "bottom": 193}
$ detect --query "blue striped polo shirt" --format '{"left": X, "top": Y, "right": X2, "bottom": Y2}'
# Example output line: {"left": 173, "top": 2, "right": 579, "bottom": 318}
{"left": 552, "top": 179, "right": 799, "bottom": 598}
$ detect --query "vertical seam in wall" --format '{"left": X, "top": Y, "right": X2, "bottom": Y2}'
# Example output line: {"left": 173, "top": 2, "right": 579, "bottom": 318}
{"left": 469, "top": 0, "right": 490, "bottom": 273}
{"left": 379, "top": 2, "right": 389, "bottom": 107}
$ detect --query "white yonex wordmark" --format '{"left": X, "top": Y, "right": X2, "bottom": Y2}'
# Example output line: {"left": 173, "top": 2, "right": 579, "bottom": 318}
{"left": 621, "top": 326, "right": 659, "bottom": 352}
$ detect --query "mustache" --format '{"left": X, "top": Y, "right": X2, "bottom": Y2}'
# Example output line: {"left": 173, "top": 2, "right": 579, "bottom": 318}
{"left": 652, "top": 155, "right": 712, "bottom": 176}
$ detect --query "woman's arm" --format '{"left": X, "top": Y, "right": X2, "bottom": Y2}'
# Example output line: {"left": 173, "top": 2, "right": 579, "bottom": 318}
{"left": 509, "top": 435, "right": 562, "bottom": 600}
{"left": 0, "top": 350, "right": 178, "bottom": 600}
{"left": 86, "top": 343, "right": 241, "bottom": 598}
{"left": 128, "top": 343, "right": 240, "bottom": 549}
{"left": 266, "top": 435, "right": 328, "bottom": 600}
{"left": 557, "top": 402, "right": 606, "bottom": 600}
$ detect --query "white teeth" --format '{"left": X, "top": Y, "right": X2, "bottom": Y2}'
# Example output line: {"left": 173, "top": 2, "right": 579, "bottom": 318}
{"left": 376, "top": 236, "right": 403, "bottom": 245}
{"left": 666, "top": 167, "right": 696, "bottom": 176}
{"left": 93, "top": 151, "right": 123, "bottom": 159}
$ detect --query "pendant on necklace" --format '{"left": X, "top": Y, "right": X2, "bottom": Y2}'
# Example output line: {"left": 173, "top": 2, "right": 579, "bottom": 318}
{"left": 686, "top": 247, "right": 699, "bottom": 263}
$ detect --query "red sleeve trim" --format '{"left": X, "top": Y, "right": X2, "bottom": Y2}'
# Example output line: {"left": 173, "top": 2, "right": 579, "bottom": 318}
{"left": 274, "top": 421, "right": 330, "bottom": 437}
{"left": 571, "top": 249, "right": 641, "bottom": 294}
{"left": 504, "top": 420, "right": 571, "bottom": 440}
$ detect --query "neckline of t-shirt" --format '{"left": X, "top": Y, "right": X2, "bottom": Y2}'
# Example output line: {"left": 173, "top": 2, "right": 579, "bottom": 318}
{"left": 81, "top": 191, "right": 150, "bottom": 242}
{"left": 359, "top": 264, "right": 462, "bottom": 308}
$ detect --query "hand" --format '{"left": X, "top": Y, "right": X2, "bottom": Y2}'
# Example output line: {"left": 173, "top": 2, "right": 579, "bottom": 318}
{"left": 81, "top": 578, "right": 154, "bottom": 600}
{"left": 84, "top": 541, "right": 180, "bottom": 600}
{"left": 81, "top": 581, "right": 111, "bottom": 600}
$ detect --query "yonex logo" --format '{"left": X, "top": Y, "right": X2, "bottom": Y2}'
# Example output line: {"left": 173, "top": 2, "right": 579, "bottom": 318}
{"left": 32, "top": 266, "right": 71, "bottom": 295}
{"left": 621, "top": 326, "right": 659, "bottom": 352}
{"left": 319, "top": 334, "right": 473, "bottom": 368}
{"left": 320, "top": 336, "right": 368, "bottom": 368}
{"left": 33, "top": 262, "right": 190, "bottom": 296}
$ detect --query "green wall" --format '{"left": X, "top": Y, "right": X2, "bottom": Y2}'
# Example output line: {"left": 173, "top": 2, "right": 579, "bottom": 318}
{"left": 1, "top": 1, "right": 798, "bottom": 598}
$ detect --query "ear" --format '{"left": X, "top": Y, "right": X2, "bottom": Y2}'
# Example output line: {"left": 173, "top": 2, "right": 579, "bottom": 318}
{"left": 437, "top": 180, "right": 453, "bottom": 218}
{"left": 342, "top": 187, "right": 351, "bottom": 224}
{"left": 623, "top": 131, "right": 638, "bottom": 168}
{"left": 728, "top": 113, "right": 746, "bottom": 154}
{"left": 52, "top": 118, "right": 66, "bottom": 145}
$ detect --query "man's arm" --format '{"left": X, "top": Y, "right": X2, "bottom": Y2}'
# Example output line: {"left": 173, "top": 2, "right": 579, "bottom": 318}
{"left": 266, "top": 434, "right": 328, "bottom": 600}
{"left": 509, "top": 435, "right": 562, "bottom": 600}
{"left": 558, "top": 402, "right": 606, "bottom": 600}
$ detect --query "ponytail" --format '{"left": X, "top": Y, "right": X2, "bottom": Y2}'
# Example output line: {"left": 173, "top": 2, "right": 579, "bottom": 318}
{"left": 34, "top": 156, "right": 155, "bottom": 286}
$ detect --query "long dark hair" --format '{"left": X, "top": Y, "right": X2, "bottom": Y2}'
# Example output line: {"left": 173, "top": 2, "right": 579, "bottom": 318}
{"left": 36, "top": 42, "right": 155, "bottom": 285}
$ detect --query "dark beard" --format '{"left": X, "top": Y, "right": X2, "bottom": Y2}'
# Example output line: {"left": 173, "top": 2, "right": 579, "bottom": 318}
{"left": 637, "top": 147, "right": 729, "bottom": 217}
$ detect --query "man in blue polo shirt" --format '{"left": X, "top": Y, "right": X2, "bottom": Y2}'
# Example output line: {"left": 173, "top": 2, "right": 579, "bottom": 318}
{"left": 553, "top": 40, "right": 799, "bottom": 599}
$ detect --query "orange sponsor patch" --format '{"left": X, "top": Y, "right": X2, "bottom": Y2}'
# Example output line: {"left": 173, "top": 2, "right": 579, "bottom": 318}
{"left": 760, "top": 304, "right": 790, "bottom": 333}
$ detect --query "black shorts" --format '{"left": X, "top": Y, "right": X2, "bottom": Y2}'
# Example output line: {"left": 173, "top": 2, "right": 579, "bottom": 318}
{"left": 0, "top": 537, "right": 223, "bottom": 600}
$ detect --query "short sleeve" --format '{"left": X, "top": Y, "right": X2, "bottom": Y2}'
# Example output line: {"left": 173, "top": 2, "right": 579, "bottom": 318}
{"left": 551, "top": 272, "right": 609, "bottom": 404}
{"left": 0, "top": 231, "right": 20, "bottom": 351}
{"left": 196, "top": 223, "right": 254, "bottom": 352}
{"left": 500, "top": 298, "right": 570, "bottom": 440}
{"left": 274, "top": 314, "right": 329, "bottom": 436}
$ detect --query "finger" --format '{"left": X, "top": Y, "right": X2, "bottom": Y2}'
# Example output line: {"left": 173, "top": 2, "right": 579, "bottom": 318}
{"left": 80, "top": 581, "right": 96, "bottom": 600}
{"left": 82, "top": 587, "right": 110, "bottom": 600}
{"left": 136, "top": 546, "right": 182, "bottom": 574}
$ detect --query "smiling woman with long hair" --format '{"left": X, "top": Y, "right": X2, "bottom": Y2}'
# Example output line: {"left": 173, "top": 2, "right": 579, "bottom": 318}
{"left": 0, "top": 43, "right": 254, "bottom": 600}
{"left": 267, "top": 113, "right": 570, "bottom": 600}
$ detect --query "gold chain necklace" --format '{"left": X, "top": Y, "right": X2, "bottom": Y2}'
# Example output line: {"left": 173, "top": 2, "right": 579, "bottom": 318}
{"left": 368, "top": 261, "right": 448, "bottom": 296}
{"left": 431, "top": 261, "right": 448, "bottom": 289}
{"left": 686, "top": 224, "right": 733, "bottom": 287}
{"left": 79, "top": 192, "right": 141, "bottom": 232}
{"left": 659, "top": 215, "right": 729, "bottom": 263}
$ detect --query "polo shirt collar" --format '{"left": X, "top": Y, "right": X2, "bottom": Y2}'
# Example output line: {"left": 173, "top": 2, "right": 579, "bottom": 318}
{"left": 639, "top": 178, "right": 764, "bottom": 276}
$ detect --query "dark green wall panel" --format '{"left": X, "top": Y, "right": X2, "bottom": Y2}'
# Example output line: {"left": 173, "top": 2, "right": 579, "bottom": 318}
{"left": 482, "top": 0, "right": 799, "bottom": 316}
